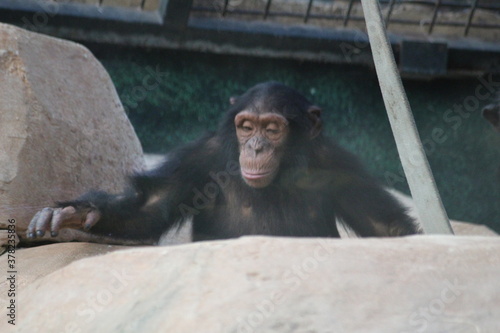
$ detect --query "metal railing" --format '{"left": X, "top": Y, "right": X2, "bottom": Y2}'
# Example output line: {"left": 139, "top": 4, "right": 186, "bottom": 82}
{"left": 28, "top": 0, "right": 500, "bottom": 37}
{"left": 49, "top": 0, "right": 157, "bottom": 11}
{"left": 191, "top": 0, "right": 500, "bottom": 37}
{"left": 0, "top": 0, "right": 499, "bottom": 76}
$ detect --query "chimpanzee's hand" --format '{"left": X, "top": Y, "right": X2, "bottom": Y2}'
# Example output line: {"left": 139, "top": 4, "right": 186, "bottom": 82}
{"left": 27, "top": 205, "right": 101, "bottom": 239}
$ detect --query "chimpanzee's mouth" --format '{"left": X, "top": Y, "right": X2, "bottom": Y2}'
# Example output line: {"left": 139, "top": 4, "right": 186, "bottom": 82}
{"left": 241, "top": 169, "right": 273, "bottom": 180}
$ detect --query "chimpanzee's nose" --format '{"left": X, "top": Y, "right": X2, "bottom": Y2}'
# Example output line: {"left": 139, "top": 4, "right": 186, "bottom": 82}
{"left": 248, "top": 136, "right": 266, "bottom": 156}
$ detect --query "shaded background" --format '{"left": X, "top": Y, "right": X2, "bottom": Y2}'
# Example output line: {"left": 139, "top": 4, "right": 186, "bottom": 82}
{"left": 89, "top": 46, "right": 500, "bottom": 232}
{"left": 1, "top": 0, "right": 498, "bottom": 233}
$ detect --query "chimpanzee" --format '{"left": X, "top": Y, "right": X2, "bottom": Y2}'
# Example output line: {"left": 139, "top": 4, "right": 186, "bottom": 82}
{"left": 482, "top": 103, "right": 500, "bottom": 181}
{"left": 27, "top": 82, "right": 420, "bottom": 243}
{"left": 482, "top": 103, "right": 500, "bottom": 132}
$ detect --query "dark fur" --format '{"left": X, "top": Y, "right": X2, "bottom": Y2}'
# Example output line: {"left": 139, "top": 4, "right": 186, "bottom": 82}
{"left": 38, "top": 82, "right": 420, "bottom": 242}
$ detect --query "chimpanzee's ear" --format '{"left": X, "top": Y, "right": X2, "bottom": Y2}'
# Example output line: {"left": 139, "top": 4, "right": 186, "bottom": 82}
{"left": 307, "top": 105, "right": 322, "bottom": 139}
{"left": 229, "top": 96, "right": 238, "bottom": 105}
{"left": 482, "top": 103, "right": 500, "bottom": 127}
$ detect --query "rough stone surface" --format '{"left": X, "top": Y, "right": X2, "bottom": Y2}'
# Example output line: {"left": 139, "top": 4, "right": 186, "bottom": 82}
{"left": 387, "top": 189, "right": 498, "bottom": 236}
{"left": 0, "top": 23, "right": 144, "bottom": 241}
{"left": 450, "top": 220, "right": 498, "bottom": 236}
{"left": 3, "top": 236, "right": 499, "bottom": 332}
{"left": 0, "top": 242, "right": 128, "bottom": 297}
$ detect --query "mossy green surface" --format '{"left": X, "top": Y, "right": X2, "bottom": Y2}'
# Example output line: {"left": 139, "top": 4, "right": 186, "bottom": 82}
{"left": 94, "top": 47, "right": 500, "bottom": 233}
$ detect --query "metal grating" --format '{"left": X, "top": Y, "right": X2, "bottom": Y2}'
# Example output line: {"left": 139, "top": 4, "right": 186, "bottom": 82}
{"left": 191, "top": 0, "right": 500, "bottom": 40}
{"left": 0, "top": 0, "right": 499, "bottom": 76}
{"left": 45, "top": 0, "right": 160, "bottom": 11}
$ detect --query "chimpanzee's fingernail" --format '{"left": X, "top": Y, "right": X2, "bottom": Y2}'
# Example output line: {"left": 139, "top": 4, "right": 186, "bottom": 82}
{"left": 28, "top": 232, "right": 35, "bottom": 238}
{"left": 51, "top": 231, "right": 59, "bottom": 237}
{"left": 36, "top": 230, "right": 45, "bottom": 237}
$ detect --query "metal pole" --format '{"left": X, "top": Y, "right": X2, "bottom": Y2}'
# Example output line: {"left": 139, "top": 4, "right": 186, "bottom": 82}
{"left": 304, "top": 0, "right": 314, "bottom": 23}
{"left": 429, "top": 0, "right": 442, "bottom": 34}
{"left": 343, "top": 0, "right": 356, "bottom": 27}
{"left": 360, "top": 0, "right": 453, "bottom": 234}
{"left": 465, "top": 0, "right": 479, "bottom": 36}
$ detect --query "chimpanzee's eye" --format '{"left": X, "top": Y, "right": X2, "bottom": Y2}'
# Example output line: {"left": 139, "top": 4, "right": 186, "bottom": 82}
{"left": 240, "top": 120, "right": 254, "bottom": 133}
{"left": 266, "top": 123, "right": 280, "bottom": 136}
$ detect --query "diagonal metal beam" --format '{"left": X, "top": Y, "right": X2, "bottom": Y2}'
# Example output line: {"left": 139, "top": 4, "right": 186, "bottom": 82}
{"left": 360, "top": 0, "right": 453, "bottom": 235}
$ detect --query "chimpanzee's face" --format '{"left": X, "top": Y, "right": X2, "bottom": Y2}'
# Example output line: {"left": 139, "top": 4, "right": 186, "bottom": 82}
{"left": 235, "top": 111, "right": 289, "bottom": 188}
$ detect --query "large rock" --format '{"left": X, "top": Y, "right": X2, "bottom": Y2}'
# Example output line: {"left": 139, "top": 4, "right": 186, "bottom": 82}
{"left": 3, "top": 236, "right": 498, "bottom": 332}
{"left": 386, "top": 189, "right": 498, "bottom": 236}
{"left": 0, "top": 242, "right": 128, "bottom": 294}
{"left": 0, "top": 23, "right": 144, "bottom": 242}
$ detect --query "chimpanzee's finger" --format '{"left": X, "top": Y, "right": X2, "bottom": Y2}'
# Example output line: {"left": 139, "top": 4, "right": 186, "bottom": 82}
{"left": 27, "top": 211, "right": 41, "bottom": 238}
{"left": 50, "top": 206, "right": 77, "bottom": 237}
{"left": 83, "top": 210, "right": 101, "bottom": 231}
{"left": 28, "top": 207, "right": 54, "bottom": 238}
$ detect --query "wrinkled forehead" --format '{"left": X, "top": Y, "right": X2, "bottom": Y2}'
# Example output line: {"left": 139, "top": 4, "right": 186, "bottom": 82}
{"left": 243, "top": 89, "right": 302, "bottom": 115}
{"left": 235, "top": 110, "right": 289, "bottom": 125}
{"left": 243, "top": 98, "right": 278, "bottom": 114}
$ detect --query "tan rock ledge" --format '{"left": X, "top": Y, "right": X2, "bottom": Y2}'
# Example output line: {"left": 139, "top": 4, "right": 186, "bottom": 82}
{"left": 1, "top": 235, "right": 497, "bottom": 333}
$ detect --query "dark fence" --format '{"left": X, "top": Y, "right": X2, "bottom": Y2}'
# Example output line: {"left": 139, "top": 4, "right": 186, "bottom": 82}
{"left": 0, "top": 0, "right": 499, "bottom": 77}
{"left": 192, "top": 0, "right": 500, "bottom": 37}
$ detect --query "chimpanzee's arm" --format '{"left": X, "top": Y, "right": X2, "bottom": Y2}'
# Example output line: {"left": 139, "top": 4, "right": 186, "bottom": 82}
{"left": 27, "top": 135, "right": 218, "bottom": 242}
{"left": 331, "top": 179, "right": 421, "bottom": 237}
{"left": 27, "top": 174, "right": 183, "bottom": 242}
{"left": 316, "top": 141, "right": 421, "bottom": 237}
